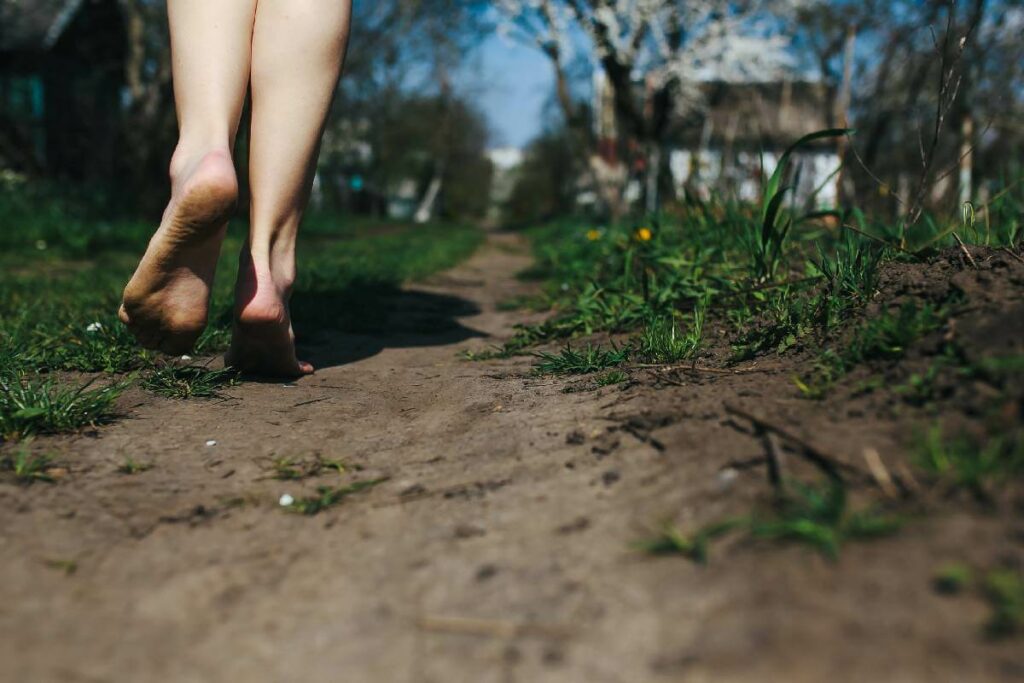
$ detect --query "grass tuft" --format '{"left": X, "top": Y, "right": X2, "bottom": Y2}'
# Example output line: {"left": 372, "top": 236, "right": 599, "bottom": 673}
{"left": 0, "top": 372, "right": 124, "bottom": 441}
{"left": 288, "top": 478, "right": 388, "bottom": 515}
{"left": 141, "top": 365, "right": 238, "bottom": 400}
{"left": 533, "top": 342, "right": 630, "bottom": 375}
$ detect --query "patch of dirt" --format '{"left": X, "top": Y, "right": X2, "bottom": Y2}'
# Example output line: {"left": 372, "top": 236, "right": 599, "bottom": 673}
{"left": 1, "top": 235, "right": 1022, "bottom": 682}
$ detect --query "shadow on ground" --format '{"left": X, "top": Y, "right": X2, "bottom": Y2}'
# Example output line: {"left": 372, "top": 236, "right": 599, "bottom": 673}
{"left": 286, "top": 279, "right": 485, "bottom": 370}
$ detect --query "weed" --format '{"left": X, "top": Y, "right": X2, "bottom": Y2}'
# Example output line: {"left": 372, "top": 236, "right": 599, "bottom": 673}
{"left": 117, "top": 457, "right": 153, "bottom": 475}
{"left": 750, "top": 482, "right": 902, "bottom": 560}
{"left": 533, "top": 342, "right": 630, "bottom": 375}
{"left": 141, "top": 365, "right": 238, "bottom": 399}
{"left": 595, "top": 370, "right": 629, "bottom": 387}
{"left": 915, "top": 426, "right": 1024, "bottom": 500}
{"left": 984, "top": 569, "right": 1024, "bottom": 638}
{"left": 2, "top": 447, "right": 56, "bottom": 484}
{"left": 288, "top": 478, "right": 388, "bottom": 515}
{"left": 0, "top": 372, "right": 123, "bottom": 440}
{"left": 268, "top": 454, "right": 346, "bottom": 481}
{"left": 636, "top": 519, "right": 744, "bottom": 564}
{"left": 933, "top": 563, "right": 973, "bottom": 595}
{"left": 637, "top": 305, "right": 706, "bottom": 364}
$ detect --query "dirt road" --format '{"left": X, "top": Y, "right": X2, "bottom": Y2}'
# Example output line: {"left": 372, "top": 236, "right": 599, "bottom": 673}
{"left": 1, "top": 233, "right": 1020, "bottom": 682}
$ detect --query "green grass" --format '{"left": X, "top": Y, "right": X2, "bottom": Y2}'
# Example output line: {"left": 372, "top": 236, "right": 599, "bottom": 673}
{"left": 595, "top": 370, "right": 629, "bottom": 386}
{"left": 268, "top": 454, "right": 346, "bottom": 481}
{"left": 141, "top": 365, "right": 239, "bottom": 399}
{"left": 0, "top": 181, "right": 483, "bottom": 438}
{"left": 636, "top": 519, "right": 745, "bottom": 564}
{"left": 794, "top": 302, "right": 946, "bottom": 399}
{"left": 533, "top": 342, "right": 630, "bottom": 375}
{"left": 749, "top": 482, "right": 902, "bottom": 560}
{"left": 0, "top": 371, "right": 124, "bottom": 441}
{"left": 640, "top": 482, "right": 902, "bottom": 563}
{"left": 287, "top": 478, "right": 388, "bottom": 515}
{"left": 637, "top": 309, "right": 705, "bottom": 363}
{"left": 984, "top": 569, "right": 1024, "bottom": 639}
{"left": 1, "top": 446, "right": 56, "bottom": 484}
{"left": 915, "top": 425, "right": 1024, "bottom": 501}
{"left": 117, "top": 457, "right": 153, "bottom": 475}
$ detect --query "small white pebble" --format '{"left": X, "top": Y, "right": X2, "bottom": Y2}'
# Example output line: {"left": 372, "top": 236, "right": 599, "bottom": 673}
{"left": 35, "top": 240, "right": 47, "bottom": 250}
{"left": 282, "top": 383, "right": 297, "bottom": 388}
{"left": 205, "top": 440, "right": 217, "bottom": 447}
{"left": 279, "top": 493, "right": 294, "bottom": 507}
{"left": 85, "top": 322, "right": 103, "bottom": 333}
{"left": 180, "top": 355, "right": 192, "bottom": 361}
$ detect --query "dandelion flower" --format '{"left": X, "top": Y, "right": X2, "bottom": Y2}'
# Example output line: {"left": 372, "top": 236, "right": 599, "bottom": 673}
{"left": 279, "top": 493, "right": 295, "bottom": 507}
{"left": 586, "top": 229, "right": 601, "bottom": 241}
{"left": 636, "top": 227, "right": 653, "bottom": 242}
{"left": 85, "top": 322, "right": 103, "bottom": 333}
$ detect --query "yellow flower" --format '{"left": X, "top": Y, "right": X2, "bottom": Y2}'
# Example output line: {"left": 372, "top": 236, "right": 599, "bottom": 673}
{"left": 878, "top": 184, "right": 891, "bottom": 197}
{"left": 636, "top": 227, "right": 653, "bottom": 242}
{"left": 586, "top": 229, "right": 601, "bottom": 241}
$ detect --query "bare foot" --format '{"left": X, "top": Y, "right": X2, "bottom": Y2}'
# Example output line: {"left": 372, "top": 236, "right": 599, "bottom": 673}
{"left": 226, "top": 251, "right": 314, "bottom": 378}
{"left": 119, "top": 150, "right": 238, "bottom": 355}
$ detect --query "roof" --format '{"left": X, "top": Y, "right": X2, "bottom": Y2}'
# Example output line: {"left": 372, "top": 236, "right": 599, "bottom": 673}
{"left": 0, "top": 0, "right": 84, "bottom": 53}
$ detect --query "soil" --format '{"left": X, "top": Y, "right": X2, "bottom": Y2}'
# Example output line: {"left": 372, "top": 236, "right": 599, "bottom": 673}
{"left": 2, "top": 234, "right": 1022, "bottom": 682}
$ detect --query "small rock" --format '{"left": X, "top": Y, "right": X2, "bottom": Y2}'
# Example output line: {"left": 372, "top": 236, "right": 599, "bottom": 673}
{"left": 279, "top": 493, "right": 295, "bottom": 507}
{"left": 205, "top": 440, "right": 217, "bottom": 447}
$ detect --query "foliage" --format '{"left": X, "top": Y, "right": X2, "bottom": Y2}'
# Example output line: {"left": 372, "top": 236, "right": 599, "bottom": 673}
{"left": 0, "top": 371, "right": 124, "bottom": 441}
{"left": 141, "top": 365, "right": 239, "bottom": 400}
{"left": 534, "top": 342, "right": 630, "bottom": 375}
{"left": 288, "top": 478, "right": 389, "bottom": 516}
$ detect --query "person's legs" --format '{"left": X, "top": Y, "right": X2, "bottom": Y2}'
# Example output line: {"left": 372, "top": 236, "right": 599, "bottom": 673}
{"left": 226, "top": 0, "right": 352, "bottom": 376}
{"left": 120, "top": 0, "right": 257, "bottom": 354}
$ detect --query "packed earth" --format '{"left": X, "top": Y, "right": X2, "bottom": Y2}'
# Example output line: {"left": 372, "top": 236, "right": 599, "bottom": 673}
{"left": 2, "top": 220, "right": 1023, "bottom": 680}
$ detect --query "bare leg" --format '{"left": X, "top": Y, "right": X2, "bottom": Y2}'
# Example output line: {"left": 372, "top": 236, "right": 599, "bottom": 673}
{"left": 119, "top": 0, "right": 256, "bottom": 354}
{"left": 226, "top": 0, "right": 352, "bottom": 376}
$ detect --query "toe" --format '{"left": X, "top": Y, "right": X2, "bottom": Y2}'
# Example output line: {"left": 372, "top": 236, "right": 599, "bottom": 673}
{"left": 298, "top": 361, "right": 314, "bottom": 375}
{"left": 118, "top": 304, "right": 131, "bottom": 326}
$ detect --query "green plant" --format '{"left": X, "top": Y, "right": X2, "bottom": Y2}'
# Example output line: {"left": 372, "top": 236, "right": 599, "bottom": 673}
{"left": 933, "top": 563, "right": 973, "bottom": 595}
{"left": 916, "top": 426, "right": 1024, "bottom": 500}
{"left": 637, "top": 306, "right": 705, "bottom": 364}
{"left": 533, "top": 342, "right": 630, "bottom": 375}
{"left": 0, "top": 372, "right": 124, "bottom": 440}
{"left": 984, "top": 569, "right": 1024, "bottom": 638}
{"left": 2, "top": 447, "right": 55, "bottom": 484}
{"left": 287, "top": 478, "right": 388, "bottom": 515}
{"left": 117, "top": 457, "right": 153, "bottom": 475}
{"left": 595, "top": 370, "right": 629, "bottom": 387}
{"left": 269, "top": 454, "right": 346, "bottom": 481}
{"left": 750, "top": 482, "right": 902, "bottom": 560}
{"left": 141, "top": 365, "right": 238, "bottom": 399}
{"left": 636, "top": 519, "right": 744, "bottom": 564}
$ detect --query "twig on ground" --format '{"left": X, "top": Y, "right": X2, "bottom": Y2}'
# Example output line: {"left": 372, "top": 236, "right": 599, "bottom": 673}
{"left": 723, "top": 403, "right": 852, "bottom": 480}
{"left": 951, "top": 232, "right": 979, "bottom": 269}
{"left": 763, "top": 431, "right": 787, "bottom": 493}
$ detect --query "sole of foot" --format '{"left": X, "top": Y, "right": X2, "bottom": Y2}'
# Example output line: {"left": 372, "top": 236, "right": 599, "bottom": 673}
{"left": 119, "top": 150, "right": 238, "bottom": 355}
{"left": 225, "top": 258, "right": 314, "bottom": 378}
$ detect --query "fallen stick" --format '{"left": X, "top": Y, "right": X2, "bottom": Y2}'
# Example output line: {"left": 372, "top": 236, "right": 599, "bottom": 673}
{"left": 723, "top": 403, "right": 854, "bottom": 479}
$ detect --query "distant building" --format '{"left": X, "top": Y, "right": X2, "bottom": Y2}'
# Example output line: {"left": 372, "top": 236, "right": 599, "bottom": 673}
{"left": 0, "top": 0, "right": 125, "bottom": 181}
{"left": 591, "top": 75, "right": 841, "bottom": 208}
{"left": 670, "top": 81, "right": 841, "bottom": 207}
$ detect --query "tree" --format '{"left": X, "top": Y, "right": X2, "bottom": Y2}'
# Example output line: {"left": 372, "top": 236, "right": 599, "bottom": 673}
{"left": 495, "top": 0, "right": 806, "bottom": 211}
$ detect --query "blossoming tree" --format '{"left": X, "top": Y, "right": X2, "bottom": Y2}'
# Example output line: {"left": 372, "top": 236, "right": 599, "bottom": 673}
{"left": 495, "top": 0, "right": 810, "bottom": 210}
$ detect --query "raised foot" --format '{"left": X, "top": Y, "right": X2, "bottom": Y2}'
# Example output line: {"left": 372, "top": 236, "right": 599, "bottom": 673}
{"left": 120, "top": 150, "right": 238, "bottom": 355}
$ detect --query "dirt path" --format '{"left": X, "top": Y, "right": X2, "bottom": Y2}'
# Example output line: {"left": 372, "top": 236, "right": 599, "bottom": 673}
{"left": 1, "top": 233, "right": 1020, "bottom": 682}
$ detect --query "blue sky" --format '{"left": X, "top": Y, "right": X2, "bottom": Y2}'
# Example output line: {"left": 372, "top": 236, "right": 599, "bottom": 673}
{"left": 468, "top": 35, "right": 554, "bottom": 149}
